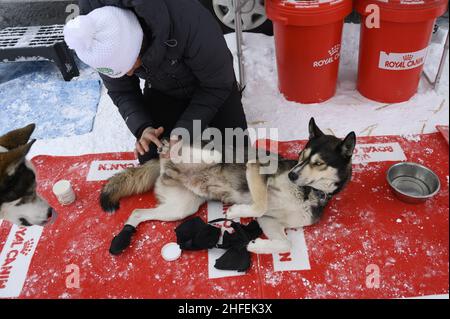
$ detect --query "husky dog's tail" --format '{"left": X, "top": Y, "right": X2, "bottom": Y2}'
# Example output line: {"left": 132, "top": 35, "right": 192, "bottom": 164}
{"left": 100, "top": 159, "right": 160, "bottom": 213}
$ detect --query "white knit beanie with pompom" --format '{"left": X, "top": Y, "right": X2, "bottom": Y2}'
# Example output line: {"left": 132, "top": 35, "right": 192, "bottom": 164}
{"left": 64, "top": 6, "right": 143, "bottom": 78}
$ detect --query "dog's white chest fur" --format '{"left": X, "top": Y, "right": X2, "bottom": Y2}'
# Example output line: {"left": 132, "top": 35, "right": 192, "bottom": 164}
{"left": 266, "top": 172, "right": 316, "bottom": 228}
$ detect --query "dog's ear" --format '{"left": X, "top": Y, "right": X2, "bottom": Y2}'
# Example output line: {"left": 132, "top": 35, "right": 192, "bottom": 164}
{"left": 339, "top": 132, "right": 356, "bottom": 158}
{"left": 0, "top": 124, "right": 36, "bottom": 150}
{"left": 0, "top": 140, "right": 36, "bottom": 177}
{"left": 309, "top": 118, "right": 324, "bottom": 139}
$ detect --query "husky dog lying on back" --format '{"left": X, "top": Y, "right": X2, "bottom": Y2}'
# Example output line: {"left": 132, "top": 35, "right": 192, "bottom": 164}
{"left": 100, "top": 118, "right": 356, "bottom": 255}
{"left": 0, "top": 124, "right": 54, "bottom": 226}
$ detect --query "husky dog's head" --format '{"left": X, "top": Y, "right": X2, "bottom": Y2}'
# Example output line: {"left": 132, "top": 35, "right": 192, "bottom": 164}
{"left": 288, "top": 118, "right": 356, "bottom": 195}
{"left": 0, "top": 124, "right": 54, "bottom": 226}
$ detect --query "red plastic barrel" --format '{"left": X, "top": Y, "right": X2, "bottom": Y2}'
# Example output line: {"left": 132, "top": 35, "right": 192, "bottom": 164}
{"left": 266, "top": 0, "right": 352, "bottom": 104}
{"left": 355, "top": 0, "right": 448, "bottom": 103}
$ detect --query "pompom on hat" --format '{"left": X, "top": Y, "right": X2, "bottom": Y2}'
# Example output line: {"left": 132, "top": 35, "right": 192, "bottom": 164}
{"left": 64, "top": 6, "right": 144, "bottom": 78}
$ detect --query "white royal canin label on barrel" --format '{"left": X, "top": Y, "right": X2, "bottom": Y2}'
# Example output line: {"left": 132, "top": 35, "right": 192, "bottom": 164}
{"left": 378, "top": 47, "right": 428, "bottom": 71}
{"left": 312, "top": 44, "right": 341, "bottom": 68}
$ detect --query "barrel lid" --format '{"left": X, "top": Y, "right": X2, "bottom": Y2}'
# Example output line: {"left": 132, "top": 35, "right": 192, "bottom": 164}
{"left": 374, "top": 0, "right": 445, "bottom": 5}
{"left": 267, "top": 0, "right": 353, "bottom": 25}
{"left": 355, "top": 0, "right": 448, "bottom": 22}
{"left": 281, "top": 0, "right": 348, "bottom": 9}
{"left": 365, "top": 0, "right": 447, "bottom": 8}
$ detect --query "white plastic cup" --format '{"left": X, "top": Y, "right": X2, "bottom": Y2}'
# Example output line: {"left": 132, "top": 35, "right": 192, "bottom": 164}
{"left": 52, "top": 180, "right": 76, "bottom": 206}
{"left": 161, "top": 243, "right": 182, "bottom": 262}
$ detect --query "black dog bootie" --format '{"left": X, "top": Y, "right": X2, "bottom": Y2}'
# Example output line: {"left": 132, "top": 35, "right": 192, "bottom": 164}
{"left": 109, "top": 225, "right": 137, "bottom": 255}
{"left": 175, "top": 217, "right": 262, "bottom": 272}
{"left": 214, "top": 220, "right": 262, "bottom": 272}
{"left": 175, "top": 217, "right": 222, "bottom": 250}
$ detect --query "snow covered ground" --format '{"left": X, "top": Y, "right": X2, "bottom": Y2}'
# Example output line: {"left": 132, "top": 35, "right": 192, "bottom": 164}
{"left": 27, "top": 23, "right": 449, "bottom": 158}
{"left": 0, "top": 60, "right": 101, "bottom": 139}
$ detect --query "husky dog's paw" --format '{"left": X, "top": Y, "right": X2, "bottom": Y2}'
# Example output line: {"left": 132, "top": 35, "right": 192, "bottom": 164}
{"left": 109, "top": 225, "right": 136, "bottom": 255}
{"left": 247, "top": 238, "right": 270, "bottom": 254}
{"left": 226, "top": 204, "right": 253, "bottom": 219}
{"left": 247, "top": 238, "right": 291, "bottom": 255}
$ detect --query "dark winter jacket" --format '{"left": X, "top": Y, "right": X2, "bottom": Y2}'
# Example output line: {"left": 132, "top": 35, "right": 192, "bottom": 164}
{"left": 79, "top": 0, "right": 236, "bottom": 138}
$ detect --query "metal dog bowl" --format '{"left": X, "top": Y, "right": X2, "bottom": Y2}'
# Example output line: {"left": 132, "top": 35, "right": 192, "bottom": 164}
{"left": 387, "top": 162, "right": 441, "bottom": 204}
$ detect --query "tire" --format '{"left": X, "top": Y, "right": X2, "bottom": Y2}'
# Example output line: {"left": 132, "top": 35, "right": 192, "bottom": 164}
{"left": 199, "top": 0, "right": 273, "bottom": 35}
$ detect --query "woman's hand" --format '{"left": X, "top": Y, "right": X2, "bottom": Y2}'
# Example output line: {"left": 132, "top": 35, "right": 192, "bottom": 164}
{"left": 135, "top": 126, "right": 164, "bottom": 158}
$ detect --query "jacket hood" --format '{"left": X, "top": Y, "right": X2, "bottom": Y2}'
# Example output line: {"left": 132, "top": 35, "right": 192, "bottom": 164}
{"left": 132, "top": 0, "right": 172, "bottom": 69}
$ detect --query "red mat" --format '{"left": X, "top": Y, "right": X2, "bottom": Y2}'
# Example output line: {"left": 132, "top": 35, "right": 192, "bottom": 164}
{"left": 0, "top": 133, "right": 448, "bottom": 299}
{"left": 437, "top": 126, "right": 449, "bottom": 145}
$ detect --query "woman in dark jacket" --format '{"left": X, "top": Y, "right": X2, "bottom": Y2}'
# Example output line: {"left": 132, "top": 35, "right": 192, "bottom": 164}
{"left": 64, "top": 0, "right": 248, "bottom": 163}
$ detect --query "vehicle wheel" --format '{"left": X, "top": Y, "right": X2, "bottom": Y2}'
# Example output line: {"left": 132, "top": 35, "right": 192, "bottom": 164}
{"left": 199, "top": 0, "right": 273, "bottom": 35}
